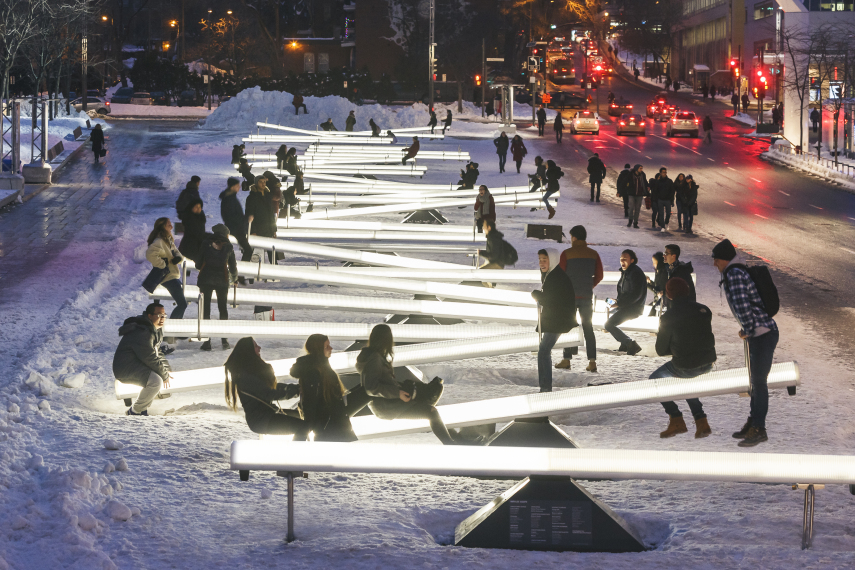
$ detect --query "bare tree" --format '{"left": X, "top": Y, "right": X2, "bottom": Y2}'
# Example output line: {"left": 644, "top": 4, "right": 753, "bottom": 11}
{"left": 0, "top": 0, "right": 39, "bottom": 101}
{"left": 240, "top": 0, "right": 284, "bottom": 78}
{"left": 809, "top": 23, "right": 855, "bottom": 163}
{"left": 779, "top": 18, "right": 819, "bottom": 154}
{"left": 102, "top": 0, "right": 150, "bottom": 86}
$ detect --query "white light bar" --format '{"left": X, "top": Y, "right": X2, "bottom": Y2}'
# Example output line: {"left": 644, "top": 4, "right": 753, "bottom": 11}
{"left": 115, "top": 331, "right": 583, "bottom": 400}
{"left": 271, "top": 229, "right": 484, "bottom": 243}
{"left": 243, "top": 136, "right": 395, "bottom": 144}
{"left": 257, "top": 122, "right": 444, "bottom": 137}
{"left": 238, "top": 235, "right": 465, "bottom": 268}
{"left": 256, "top": 123, "right": 392, "bottom": 138}
{"left": 303, "top": 243, "right": 477, "bottom": 254}
{"left": 284, "top": 192, "right": 525, "bottom": 207}
{"left": 275, "top": 219, "right": 477, "bottom": 233}
{"left": 162, "top": 320, "right": 528, "bottom": 341}
{"left": 347, "top": 361, "right": 800, "bottom": 438}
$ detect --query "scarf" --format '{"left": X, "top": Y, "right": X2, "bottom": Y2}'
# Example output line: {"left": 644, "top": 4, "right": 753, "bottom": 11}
{"left": 476, "top": 190, "right": 492, "bottom": 218}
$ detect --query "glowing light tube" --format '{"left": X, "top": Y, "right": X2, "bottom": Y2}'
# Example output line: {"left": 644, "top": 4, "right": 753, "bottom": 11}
{"left": 162, "top": 320, "right": 528, "bottom": 341}
{"left": 237, "top": 235, "right": 466, "bottom": 268}
{"left": 275, "top": 219, "right": 476, "bottom": 233}
{"left": 115, "top": 331, "right": 584, "bottom": 400}
{"left": 271, "top": 228, "right": 484, "bottom": 242}
{"left": 299, "top": 243, "right": 478, "bottom": 254}
{"left": 293, "top": 186, "right": 531, "bottom": 202}
{"left": 346, "top": 362, "right": 800, "bottom": 438}
{"left": 242, "top": 136, "right": 396, "bottom": 145}
{"left": 256, "top": 122, "right": 444, "bottom": 137}
{"left": 281, "top": 192, "right": 533, "bottom": 207}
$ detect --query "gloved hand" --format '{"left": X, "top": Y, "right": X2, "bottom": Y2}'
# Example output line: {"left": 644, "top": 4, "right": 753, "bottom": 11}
{"left": 283, "top": 383, "right": 301, "bottom": 399}
{"left": 531, "top": 290, "right": 542, "bottom": 301}
{"left": 171, "top": 255, "right": 182, "bottom": 265}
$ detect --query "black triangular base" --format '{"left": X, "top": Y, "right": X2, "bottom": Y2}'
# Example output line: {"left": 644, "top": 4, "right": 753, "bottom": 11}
{"left": 455, "top": 476, "right": 646, "bottom": 552}
{"left": 402, "top": 209, "right": 449, "bottom": 224}
{"left": 484, "top": 416, "right": 579, "bottom": 448}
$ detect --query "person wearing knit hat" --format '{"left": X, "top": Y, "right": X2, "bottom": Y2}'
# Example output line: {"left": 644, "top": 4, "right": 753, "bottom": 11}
{"left": 650, "top": 277, "right": 717, "bottom": 439}
{"left": 713, "top": 238, "right": 779, "bottom": 447}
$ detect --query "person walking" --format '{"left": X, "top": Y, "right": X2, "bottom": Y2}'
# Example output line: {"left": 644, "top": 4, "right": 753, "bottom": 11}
{"left": 701, "top": 84, "right": 709, "bottom": 99}
{"left": 553, "top": 114, "right": 565, "bottom": 144}
{"left": 175, "top": 176, "right": 201, "bottom": 218}
{"left": 177, "top": 198, "right": 206, "bottom": 265}
{"left": 587, "top": 153, "right": 606, "bottom": 202}
{"left": 511, "top": 135, "right": 527, "bottom": 174}
{"left": 712, "top": 239, "right": 779, "bottom": 447}
{"left": 427, "top": 109, "right": 438, "bottom": 134}
{"left": 626, "top": 164, "right": 647, "bottom": 228}
{"left": 536, "top": 105, "right": 547, "bottom": 136}
{"left": 616, "top": 163, "right": 632, "bottom": 217}
{"left": 652, "top": 277, "right": 716, "bottom": 439}
{"left": 402, "top": 136, "right": 420, "bottom": 165}
{"left": 741, "top": 92, "right": 750, "bottom": 114}
{"left": 91, "top": 123, "right": 105, "bottom": 164}
{"left": 220, "top": 177, "right": 252, "bottom": 267}
{"left": 634, "top": 68, "right": 640, "bottom": 82}
{"left": 113, "top": 302, "right": 172, "bottom": 416}
{"left": 604, "top": 249, "right": 646, "bottom": 355}
{"left": 292, "top": 92, "right": 307, "bottom": 115}
{"left": 494, "top": 131, "right": 510, "bottom": 173}
{"left": 656, "top": 167, "right": 674, "bottom": 232}
{"left": 648, "top": 170, "right": 661, "bottom": 229}
{"left": 702, "top": 115, "right": 713, "bottom": 144}
{"left": 532, "top": 249, "right": 578, "bottom": 392}
{"left": 709, "top": 85, "right": 716, "bottom": 100}
{"left": 810, "top": 108, "right": 820, "bottom": 133}
{"left": 345, "top": 110, "right": 356, "bottom": 132}
{"left": 224, "top": 338, "right": 308, "bottom": 436}
{"left": 145, "top": 218, "right": 187, "bottom": 320}
{"left": 275, "top": 144, "right": 289, "bottom": 170}
{"left": 474, "top": 185, "right": 496, "bottom": 233}
{"left": 196, "top": 224, "right": 237, "bottom": 351}
{"left": 673, "top": 173, "right": 687, "bottom": 230}
{"left": 646, "top": 251, "right": 668, "bottom": 316}
{"left": 682, "top": 174, "right": 699, "bottom": 234}
{"left": 442, "top": 110, "right": 452, "bottom": 134}
{"left": 555, "top": 225, "right": 603, "bottom": 372}
{"left": 731, "top": 92, "right": 740, "bottom": 116}
{"left": 544, "top": 160, "right": 563, "bottom": 219}
{"left": 356, "top": 325, "right": 455, "bottom": 444}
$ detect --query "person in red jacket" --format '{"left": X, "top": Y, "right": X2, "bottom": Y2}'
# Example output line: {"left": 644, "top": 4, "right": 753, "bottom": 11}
{"left": 473, "top": 185, "right": 496, "bottom": 233}
{"left": 510, "top": 135, "right": 528, "bottom": 173}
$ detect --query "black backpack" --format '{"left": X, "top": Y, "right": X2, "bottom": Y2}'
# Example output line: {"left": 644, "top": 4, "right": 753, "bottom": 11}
{"left": 726, "top": 264, "right": 779, "bottom": 317}
{"left": 502, "top": 240, "right": 519, "bottom": 266}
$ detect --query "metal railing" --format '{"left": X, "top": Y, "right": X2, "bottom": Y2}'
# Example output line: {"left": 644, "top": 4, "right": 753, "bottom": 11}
{"left": 771, "top": 144, "right": 855, "bottom": 179}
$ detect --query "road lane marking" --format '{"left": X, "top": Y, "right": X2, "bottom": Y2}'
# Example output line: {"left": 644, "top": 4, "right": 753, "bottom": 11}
{"left": 707, "top": 158, "right": 715, "bottom": 161}
{"left": 809, "top": 204, "right": 823, "bottom": 210}
{"left": 602, "top": 133, "right": 642, "bottom": 153}
{"left": 754, "top": 213, "right": 768, "bottom": 219}
{"left": 645, "top": 155, "right": 652, "bottom": 159}
{"left": 779, "top": 191, "right": 790, "bottom": 196}
{"left": 751, "top": 177, "right": 762, "bottom": 183}
{"left": 841, "top": 247, "right": 855, "bottom": 255}
{"left": 724, "top": 201, "right": 736, "bottom": 206}
{"left": 650, "top": 134, "right": 702, "bottom": 155}
{"left": 728, "top": 167, "right": 738, "bottom": 172}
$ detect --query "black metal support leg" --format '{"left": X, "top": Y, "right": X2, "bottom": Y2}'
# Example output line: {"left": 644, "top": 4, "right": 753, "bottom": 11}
{"left": 802, "top": 484, "right": 815, "bottom": 550}
{"left": 287, "top": 472, "right": 295, "bottom": 542}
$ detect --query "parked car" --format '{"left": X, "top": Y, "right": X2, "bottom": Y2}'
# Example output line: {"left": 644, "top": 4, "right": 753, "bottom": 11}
{"left": 71, "top": 96, "right": 110, "bottom": 115}
{"left": 130, "top": 92, "right": 152, "bottom": 105}
{"left": 666, "top": 111, "right": 699, "bottom": 137}
{"left": 616, "top": 113, "right": 645, "bottom": 136}
{"left": 570, "top": 110, "right": 599, "bottom": 135}
{"left": 110, "top": 87, "right": 135, "bottom": 104}
{"left": 608, "top": 99, "right": 634, "bottom": 116}
{"left": 150, "top": 91, "right": 169, "bottom": 106}
{"left": 177, "top": 90, "right": 203, "bottom": 107}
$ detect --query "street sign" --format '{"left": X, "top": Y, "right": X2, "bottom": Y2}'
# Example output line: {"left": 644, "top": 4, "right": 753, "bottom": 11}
{"left": 830, "top": 81, "right": 844, "bottom": 99}
{"left": 486, "top": 58, "right": 505, "bottom": 62}
{"left": 203, "top": 75, "right": 209, "bottom": 84}
{"left": 530, "top": 76, "right": 536, "bottom": 83}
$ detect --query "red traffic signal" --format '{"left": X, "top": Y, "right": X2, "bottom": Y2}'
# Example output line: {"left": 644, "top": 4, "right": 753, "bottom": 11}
{"left": 730, "top": 59, "right": 737, "bottom": 67}
{"left": 475, "top": 74, "right": 482, "bottom": 86}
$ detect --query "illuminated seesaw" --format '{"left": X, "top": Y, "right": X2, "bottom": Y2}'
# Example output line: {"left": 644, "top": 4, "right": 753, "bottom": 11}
{"left": 256, "top": 122, "right": 447, "bottom": 137}
{"left": 282, "top": 190, "right": 539, "bottom": 207}
{"left": 244, "top": 134, "right": 445, "bottom": 144}
{"left": 115, "top": 331, "right": 584, "bottom": 400}
{"left": 271, "top": 228, "right": 485, "bottom": 243}
{"left": 275, "top": 218, "right": 478, "bottom": 233}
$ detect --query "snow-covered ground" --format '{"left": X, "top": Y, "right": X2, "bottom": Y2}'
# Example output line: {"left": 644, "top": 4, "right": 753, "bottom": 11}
{"left": 1, "top": 92, "right": 855, "bottom": 569}
{"left": 763, "top": 143, "right": 855, "bottom": 193}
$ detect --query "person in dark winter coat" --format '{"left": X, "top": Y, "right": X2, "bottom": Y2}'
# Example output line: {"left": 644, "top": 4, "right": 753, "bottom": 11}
{"left": 369, "top": 118, "right": 380, "bottom": 137}
{"left": 478, "top": 218, "right": 507, "bottom": 269}
{"left": 196, "top": 224, "right": 238, "bottom": 351}
{"left": 673, "top": 173, "right": 688, "bottom": 230}
{"left": 627, "top": 164, "right": 647, "bottom": 228}
{"left": 532, "top": 248, "right": 578, "bottom": 392}
{"left": 536, "top": 106, "right": 547, "bottom": 136}
{"left": 345, "top": 110, "right": 356, "bottom": 132}
{"left": 113, "top": 302, "right": 172, "bottom": 415}
{"left": 663, "top": 244, "right": 696, "bottom": 308}
{"left": 442, "top": 110, "right": 452, "bottom": 134}
{"left": 246, "top": 177, "right": 276, "bottom": 240}
{"left": 292, "top": 93, "right": 307, "bottom": 115}
{"left": 616, "top": 163, "right": 632, "bottom": 217}
{"left": 651, "top": 277, "right": 716, "bottom": 439}
{"left": 656, "top": 167, "right": 675, "bottom": 231}
{"left": 553, "top": 114, "right": 565, "bottom": 144}
{"left": 355, "top": 325, "right": 456, "bottom": 444}
{"left": 225, "top": 338, "right": 307, "bottom": 436}
{"left": 427, "top": 109, "right": 438, "bottom": 133}
{"left": 810, "top": 108, "right": 820, "bottom": 133}
{"left": 485, "top": 100, "right": 495, "bottom": 118}
{"left": 275, "top": 145, "right": 289, "bottom": 170}
{"left": 682, "top": 175, "right": 699, "bottom": 233}
{"left": 474, "top": 185, "right": 496, "bottom": 233}
{"left": 587, "top": 153, "right": 606, "bottom": 202}
{"left": 320, "top": 118, "right": 338, "bottom": 131}
{"left": 231, "top": 143, "right": 246, "bottom": 164}
{"left": 604, "top": 249, "right": 647, "bottom": 355}
{"left": 263, "top": 171, "right": 283, "bottom": 221}
{"left": 220, "top": 177, "right": 252, "bottom": 265}
{"left": 177, "top": 198, "right": 206, "bottom": 264}
{"left": 543, "top": 160, "right": 563, "bottom": 219}
{"left": 702, "top": 115, "right": 713, "bottom": 144}
{"left": 175, "top": 176, "right": 202, "bottom": 217}
{"left": 731, "top": 93, "right": 740, "bottom": 116}
{"left": 648, "top": 172, "right": 661, "bottom": 229}
{"left": 238, "top": 158, "right": 254, "bottom": 191}
{"left": 459, "top": 162, "right": 479, "bottom": 189}
{"left": 402, "top": 136, "right": 420, "bottom": 165}
{"left": 646, "top": 251, "right": 668, "bottom": 316}
{"left": 530, "top": 156, "right": 546, "bottom": 193}
{"left": 290, "top": 334, "right": 370, "bottom": 442}
{"left": 510, "top": 135, "right": 527, "bottom": 173}
{"left": 494, "top": 131, "right": 510, "bottom": 173}
{"left": 283, "top": 148, "right": 299, "bottom": 176}
{"left": 741, "top": 92, "right": 750, "bottom": 113}
{"left": 91, "top": 124, "right": 105, "bottom": 163}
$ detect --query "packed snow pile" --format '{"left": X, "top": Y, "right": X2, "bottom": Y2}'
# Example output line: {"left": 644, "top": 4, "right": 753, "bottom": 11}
{"left": 200, "top": 86, "right": 484, "bottom": 131}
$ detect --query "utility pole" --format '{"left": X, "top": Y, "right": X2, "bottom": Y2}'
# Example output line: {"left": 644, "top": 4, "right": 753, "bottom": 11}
{"left": 180, "top": 0, "right": 186, "bottom": 63}
{"left": 82, "top": 0, "right": 88, "bottom": 113}
{"left": 481, "top": 39, "right": 486, "bottom": 118}
{"left": 428, "top": 0, "right": 435, "bottom": 110}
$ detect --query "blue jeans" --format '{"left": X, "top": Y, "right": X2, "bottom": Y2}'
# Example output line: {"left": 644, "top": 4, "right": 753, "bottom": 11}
{"left": 675, "top": 201, "right": 685, "bottom": 228}
{"left": 564, "top": 297, "right": 596, "bottom": 360}
{"left": 538, "top": 332, "right": 560, "bottom": 392}
{"left": 747, "top": 330, "right": 779, "bottom": 430}
{"left": 604, "top": 307, "right": 638, "bottom": 345}
{"left": 498, "top": 153, "right": 507, "bottom": 172}
{"left": 650, "top": 361, "right": 714, "bottom": 419}
{"left": 542, "top": 187, "right": 558, "bottom": 207}
{"left": 161, "top": 278, "right": 188, "bottom": 319}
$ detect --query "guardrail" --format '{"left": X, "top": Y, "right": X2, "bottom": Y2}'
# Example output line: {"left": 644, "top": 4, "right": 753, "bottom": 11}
{"left": 770, "top": 144, "right": 855, "bottom": 179}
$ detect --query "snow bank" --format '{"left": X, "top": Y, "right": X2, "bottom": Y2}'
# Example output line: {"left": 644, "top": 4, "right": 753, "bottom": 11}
{"left": 763, "top": 144, "right": 855, "bottom": 193}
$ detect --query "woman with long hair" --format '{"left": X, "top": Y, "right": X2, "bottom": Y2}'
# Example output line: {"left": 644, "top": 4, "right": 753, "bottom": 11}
{"left": 145, "top": 217, "right": 187, "bottom": 320}
{"left": 646, "top": 251, "right": 668, "bottom": 316}
{"left": 224, "top": 337, "right": 307, "bottom": 436}
{"left": 289, "top": 334, "right": 371, "bottom": 442}
{"left": 673, "top": 173, "right": 687, "bottom": 231}
{"left": 355, "top": 324, "right": 456, "bottom": 444}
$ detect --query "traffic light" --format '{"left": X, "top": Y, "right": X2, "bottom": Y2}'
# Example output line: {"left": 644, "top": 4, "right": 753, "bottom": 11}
{"left": 730, "top": 59, "right": 740, "bottom": 79}
{"left": 475, "top": 74, "right": 482, "bottom": 87}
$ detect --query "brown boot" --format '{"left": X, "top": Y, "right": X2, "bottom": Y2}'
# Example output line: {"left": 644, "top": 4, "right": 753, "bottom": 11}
{"left": 694, "top": 417, "right": 712, "bottom": 439}
{"left": 659, "top": 416, "right": 688, "bottom": 438}
{"left": 585, "top": 360, "right": 597, "bottom": 372}
{"left": 554, "top": 359, "right": 571, "bottom": 369}
{"left": 547, "top": 205, "right": 556, "bottom": 219}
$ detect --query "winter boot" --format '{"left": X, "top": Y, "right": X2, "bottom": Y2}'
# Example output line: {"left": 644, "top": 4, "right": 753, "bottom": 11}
{"left": 547, "top": 205, "right": 556, "bottom": 219}
{"left": 694, "top": 417, "right": 712, "bottom": 438}
{"left": 625, "top": 341, "right": 643, "bottom": 356}
{"left": 427, "top": 376, "right": 445, "bottom": 406}
{"left": 737, "top": 426, "right": 768, "bottom": 447}
{"left": 626, "top": 219, "right": 632, "bottom": 227}
{"left": 222, "top": 339, "right": 231, "bottom": 350}
{"left": 160, "top": 343, "right": 175, "bottom": 356}
{"left": 554, "top": 359, "right": 571, "bottom": 370}
{"left": 200, "top": 340, "right": 212, "bottom": 351}
{"left": 585, "top": 360, "right": 598, "bottom": 372}
{"left": 617, "top": 341, "right": 629, "bottom": 352}
{"left": 732, "top": 417, "right": 752, "bottom": 439}
{"left": 659, "top": 415, "right": 688, "bottom": 438}
{"left": 127, "top": 408, "right": 148, "bottom": 417}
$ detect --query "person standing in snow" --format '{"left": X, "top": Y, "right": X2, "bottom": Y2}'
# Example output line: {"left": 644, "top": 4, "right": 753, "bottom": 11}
{"left": 245, "top": 177, "right": 277, "bottom": 254}
{"left": 536, "top": 105, "right": 547, "bottom": 136}
{"left": 91, "top": 123, "right": 105, "bottom": 164}
{"left": 177, "top": 198, "right": 206, "bottom": 264}
{"left": 145, "top": 218, "right": 187, "bottom": 320}
{"left": 196, "top": 224, "right": 237, "bottom": 351}
{"left": 355, "top": 324, "right": 455, "bottom": 444}
{"left": 224, "top": 338, "right": 308, "bottom": 436}
{"left": 320, "top": 118, "right": 338, "bottom": 131}
{"left": 113, "top": 302, "right": 172, "bottom": 416}
{"left": 626, "top": 164, "right": 647, "bottom": 229}
{"left": 587, "top": 153, "right": 606, "bottom": 202}
{"left": 651, "top": 277, "right": 716, "bottom": 439}
{"left": 543, "top": 160, "right": 563, "bottom": 219}
{"left": 494, "top": 131, "right": 510, "bottom": 173}
{"left": 292, "top": 92, "right": 307, "bottom": 115}
{"left": 603, "top": 249, "right": 646, "bottom": 356}
{"left": 345, "top": 110, "right": 356, "bottom": 132}
{"left": 442, "top": 110, "right": 452, "bottom": 134}
{"left": 402, "top": 136, "right": 420, "bottom": 165}
{"left": 427, "top": 109, "right": 438, "bottom": 134}
{"left": 531, "top": 248, "right": 577, "bottom": 392}
{"left": 220, "top": 177, "right": 251, "bottom": 267}
{"left": 238, "top": 158, "right": 254, "bottom": 192}
{"left": 810, "top": 108, "right": 820, "bottom": 133}
{"left": 510, "top": 134, "right": 527, "bottom": 174}
{"left": 175, "top": 176, "right": 201, "bottom": 218}
{"left": 473, "top": 185, "right": 496, "bottom": 233}
{"left": 553, "top": 114, "right": 565, "bottom": 144}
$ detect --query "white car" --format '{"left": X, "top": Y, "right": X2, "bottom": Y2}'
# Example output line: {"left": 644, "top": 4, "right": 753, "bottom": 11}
{"left": 130, "top": 92, "right": 152, "bottom": 105}
{"left": 70, "top": 96, "right": 110, "bottom": 115}
{"left": 666, "top": 111, "right": 699, "bottom": 137}
{"left": 570, "top": 110, "right": 599, "bottom": 135}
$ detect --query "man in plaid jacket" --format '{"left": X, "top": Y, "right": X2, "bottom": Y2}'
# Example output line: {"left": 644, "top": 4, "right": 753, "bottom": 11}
{"left": 712, "top": 239, "right": 779, "bottom": 447}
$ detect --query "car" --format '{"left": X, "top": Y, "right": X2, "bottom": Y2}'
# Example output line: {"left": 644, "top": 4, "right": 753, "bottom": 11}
{"left": 655, "top": 104, "right": 677, "bottom": 122}
{"left": 110, "top": 87, "right": 135, "bottom": 104}
{"left": 150, "top": 91, "right": 169, "bottom": 106}
{"left": 70, "top": 96, "right": 110, "bottom": 115}
{"left": 666, "top": 111, "right": 699, "bottom": 137}
{"left": 646, "top": 100, "right": 659, "bottom": 118}
{"left": 177, "top": 89, "right": 204, "bottom": 107}
{"left": 608, "top": 99, "right": 634, "bottom": 116}
{"left": 549, "top": 59, "right": 575, "bottom": 84}
{"left": 616, "top": 113, "right": 645, "bottom": 136}
{"left": 130, "top": 92, "right": 152, "bottom": 105}
{"left": 546, "top": 91, "right": 587, "bottom": 110}
{"left": 570, "top": 110, "right": 599, "bottom": 134}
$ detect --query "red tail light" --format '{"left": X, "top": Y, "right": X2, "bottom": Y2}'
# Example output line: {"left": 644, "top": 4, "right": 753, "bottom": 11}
{"left": 619, "top": 121, "right": 625, "bottom": 126}
{"left": 627, "top": 105, "right": 633, "bottom": 109}
{"left": 695, "top": 119, "right": 699, "bottom": 124}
